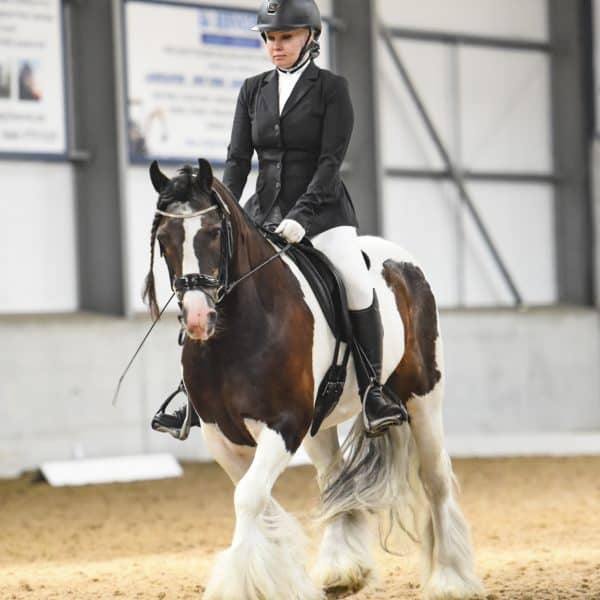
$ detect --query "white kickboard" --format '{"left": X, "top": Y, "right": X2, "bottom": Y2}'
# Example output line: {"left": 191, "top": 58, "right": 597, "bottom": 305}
{"left": 446, "top": 433, "right": 600, "bottom": 458}
{"left": 41, "top": 453, "right": 183, "bottom": 487}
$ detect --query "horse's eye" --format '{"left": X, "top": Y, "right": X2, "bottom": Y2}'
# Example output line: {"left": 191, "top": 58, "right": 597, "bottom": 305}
{"left": 209, "top": 229, "right": 220, "bottom": 240}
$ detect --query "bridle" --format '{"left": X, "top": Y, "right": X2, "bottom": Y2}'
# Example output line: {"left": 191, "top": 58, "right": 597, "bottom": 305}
{"left": 158, "top": 189, "right": 233, "bottom": 304}
{"left": 157, "top": 188, "right": 291, "bottom": 305}
{"left": 113, "top": 185, "right": 292, "bottom": 407}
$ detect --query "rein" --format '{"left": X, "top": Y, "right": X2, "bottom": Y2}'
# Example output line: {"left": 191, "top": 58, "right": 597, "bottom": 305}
{"left": 112, "top": 291, "right": 176, "bottom": 406}
{"left": 224, "top": 241, "right": 292, "bottom": 297}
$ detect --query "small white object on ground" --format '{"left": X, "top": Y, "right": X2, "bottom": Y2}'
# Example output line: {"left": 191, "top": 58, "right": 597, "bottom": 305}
{"left": 40, "top": 453, "right": 183, "bottom": 486}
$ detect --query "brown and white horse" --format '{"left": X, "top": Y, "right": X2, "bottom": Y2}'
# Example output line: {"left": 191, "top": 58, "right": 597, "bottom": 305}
{"left": 143, "top": 159, "right": 484, "bottom": 600}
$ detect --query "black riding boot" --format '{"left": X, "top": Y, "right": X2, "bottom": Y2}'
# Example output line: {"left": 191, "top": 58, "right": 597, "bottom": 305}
{"left": 350, "top": 293, "right": 407, "bottom": 436}
{"left": 151, "top": 380, "right": 200, "bottom": 440}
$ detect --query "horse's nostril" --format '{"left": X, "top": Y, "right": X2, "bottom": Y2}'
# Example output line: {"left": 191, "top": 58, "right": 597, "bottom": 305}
{"left": 207, "top": 311, "right": 217, "bottom": 328}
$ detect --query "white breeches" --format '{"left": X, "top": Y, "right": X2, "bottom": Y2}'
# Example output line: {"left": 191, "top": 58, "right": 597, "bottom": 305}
{"left": 310, "top": 226, "right": 373, "bottom": 310}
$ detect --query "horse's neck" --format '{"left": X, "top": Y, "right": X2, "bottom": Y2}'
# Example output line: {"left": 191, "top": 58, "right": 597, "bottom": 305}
{"left": 194, "top": 189, "right": 303, "bottom": 356}
{"left": 213, "top": 180, "right": 276, "bottom": 282}
{"left": 213, "top": 204, "right": 281, "bottom": 347}
{"left": 229, "top": 226, "right": 281, "bottom": 319}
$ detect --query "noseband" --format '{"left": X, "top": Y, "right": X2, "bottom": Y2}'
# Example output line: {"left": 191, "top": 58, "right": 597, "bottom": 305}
{"left": 156, "top": 189, "right": 290, "bottom": 304}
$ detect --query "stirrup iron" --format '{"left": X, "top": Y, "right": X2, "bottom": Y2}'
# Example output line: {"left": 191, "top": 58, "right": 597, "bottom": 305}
{"left": 151, "top": 381, "right": 194, "bottom": 441}
{"left": 361, "top": 381, "right": 410, "bottom": 438}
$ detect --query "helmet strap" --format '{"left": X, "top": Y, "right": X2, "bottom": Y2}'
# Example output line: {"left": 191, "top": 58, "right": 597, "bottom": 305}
{"left": 277, "top": 52, "right": 311, "bottom": 74}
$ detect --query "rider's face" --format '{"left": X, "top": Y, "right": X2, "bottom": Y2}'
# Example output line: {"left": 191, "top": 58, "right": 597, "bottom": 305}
{"left": 265, "top": 28, "right": 310, "bottom": 69}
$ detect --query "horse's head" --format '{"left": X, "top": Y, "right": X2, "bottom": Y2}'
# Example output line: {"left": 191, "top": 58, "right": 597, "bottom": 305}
{"left": 143, "top": 158, "right": 231, "bottom": 342}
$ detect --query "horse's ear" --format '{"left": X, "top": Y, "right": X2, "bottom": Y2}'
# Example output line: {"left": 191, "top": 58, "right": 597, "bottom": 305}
{"left": 196, "top": 158, "right": 213, "bottom": 191}
{"left": 150, "top": 160, "right": 170, "bottom": 193}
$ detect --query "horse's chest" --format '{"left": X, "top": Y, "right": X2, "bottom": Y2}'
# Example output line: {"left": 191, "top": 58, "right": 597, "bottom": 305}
{"left": 182, "top": 302, "right": 315, "bottom": 448}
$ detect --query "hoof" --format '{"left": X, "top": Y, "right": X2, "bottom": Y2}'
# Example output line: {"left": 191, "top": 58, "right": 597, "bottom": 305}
{"left": 323, "top": 586, "right": 359, "bottom": 599}
{"left": 424, "top": 566, "right": 485, "bottom": 600}
{"left": 312, "top": 561, "right": 374, "bottom": 595}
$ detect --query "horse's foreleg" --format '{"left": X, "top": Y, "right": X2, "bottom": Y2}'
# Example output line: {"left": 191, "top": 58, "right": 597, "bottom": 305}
{"left": 201, "top": 422, "right": 254, "bottom": 484}
{"left": 304, "top": 428, "right": 376, "bottom": 594}
{"left": 204, "top": 424, "right": 324, "bottom": 600}
{"left": 408, "top": 371, "right": 484, "bottom": 600}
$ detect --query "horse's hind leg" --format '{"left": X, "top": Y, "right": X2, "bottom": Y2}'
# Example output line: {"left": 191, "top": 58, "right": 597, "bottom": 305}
{"left": 303, "top": 427, "right": 376, "bottom": 594}
{"left": 203, "top": 423, "right": 324, "bottom": 600}
{"left": 382, "top": 259, "right": 482, "bottom": 599}
{"left": 405, "top": 346, "right": 484, "bottom": 600}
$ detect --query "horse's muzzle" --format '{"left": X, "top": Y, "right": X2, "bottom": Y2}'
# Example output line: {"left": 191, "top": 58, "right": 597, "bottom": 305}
{"left": 181, "top": 290, "right": 217, "bottom": 341}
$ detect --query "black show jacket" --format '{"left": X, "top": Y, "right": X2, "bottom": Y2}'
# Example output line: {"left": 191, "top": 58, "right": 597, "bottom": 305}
{"left": 223, "top": 60, "right": 358, "bottom": 238}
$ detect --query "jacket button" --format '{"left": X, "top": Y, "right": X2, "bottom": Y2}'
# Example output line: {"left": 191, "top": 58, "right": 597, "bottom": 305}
{"left": 274, "top": 124, "right": 280, "bottom": 132}
{"left": 275, "top": 182, "right": 281, "bottom": 189}
{"left": 276, "top": 163, "right": 281, "bottom": 169}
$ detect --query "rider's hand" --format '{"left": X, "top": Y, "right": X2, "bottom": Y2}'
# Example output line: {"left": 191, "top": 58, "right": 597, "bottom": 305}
{"left": 275, "top": 219, "right": 306, "bottom": 243}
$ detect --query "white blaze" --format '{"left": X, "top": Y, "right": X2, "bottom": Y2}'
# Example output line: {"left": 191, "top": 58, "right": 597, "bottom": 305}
{"left": 180, "top": 213, "right": 212, "bottom": 339}
{"left": 182, "top": 214, "right": 202, "bottom": 276}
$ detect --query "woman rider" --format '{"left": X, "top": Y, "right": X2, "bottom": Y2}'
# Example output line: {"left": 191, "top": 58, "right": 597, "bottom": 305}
{"left": 154, "top": 0, "right": 405, "bottom": 437}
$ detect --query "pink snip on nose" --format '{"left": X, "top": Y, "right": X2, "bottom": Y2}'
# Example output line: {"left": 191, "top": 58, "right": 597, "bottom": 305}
{"left": 183, "top": 293, "right": 213, "bottom": 339}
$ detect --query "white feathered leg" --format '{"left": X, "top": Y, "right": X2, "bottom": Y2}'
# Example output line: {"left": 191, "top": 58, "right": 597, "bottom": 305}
{"left": 204, "top": 425, "right": 324, "bottom": 600}
{"left": 304, "top": 427, "right": 376, "bottom": 594}
{"left": 408, "top": 347, "right": 484, "bottom": 600}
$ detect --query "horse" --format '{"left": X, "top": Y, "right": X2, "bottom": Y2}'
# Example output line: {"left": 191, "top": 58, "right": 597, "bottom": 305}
{"left": 143, "top": 158, "right": 484, "bottom": 600}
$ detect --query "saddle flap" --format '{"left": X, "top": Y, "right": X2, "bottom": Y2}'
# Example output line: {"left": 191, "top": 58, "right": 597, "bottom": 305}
{"left": 265, "top": 230, "right": 353, "bottom": 342}
{"left": 310, "top": 361, "right": 348, "bottom": 436}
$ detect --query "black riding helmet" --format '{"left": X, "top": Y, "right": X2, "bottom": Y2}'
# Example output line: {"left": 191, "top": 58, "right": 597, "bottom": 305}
{"left": 252, "top": 0, "right": 321, "bottom": 35}
{"left": 252, "top": 0, "right": 322, "bottom": 71}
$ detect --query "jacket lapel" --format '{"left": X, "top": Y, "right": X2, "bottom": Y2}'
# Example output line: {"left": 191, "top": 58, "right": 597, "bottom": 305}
{"left": 280, "top": 61, "right": 319, "bottom": 119}
{"left": 260, "top": 70, "right": 279, "bottom": 118}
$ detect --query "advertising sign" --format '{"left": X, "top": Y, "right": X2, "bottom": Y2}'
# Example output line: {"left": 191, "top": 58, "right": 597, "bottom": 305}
{"left": 124, "top": 0, "right": 329, "bottom": 164}
{"left": 0, "top": 0, "right": 67, "bottom": 156}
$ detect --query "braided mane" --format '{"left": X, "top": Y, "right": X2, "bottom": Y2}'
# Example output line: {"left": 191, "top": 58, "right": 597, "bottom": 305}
{"left": 142, "top": 210, "right": 164, "bottom": 320}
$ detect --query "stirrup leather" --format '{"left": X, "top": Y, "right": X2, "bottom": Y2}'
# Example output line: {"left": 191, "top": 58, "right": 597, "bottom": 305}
{"left": 151, "top": 381, "right": 194, "bottom": 441}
